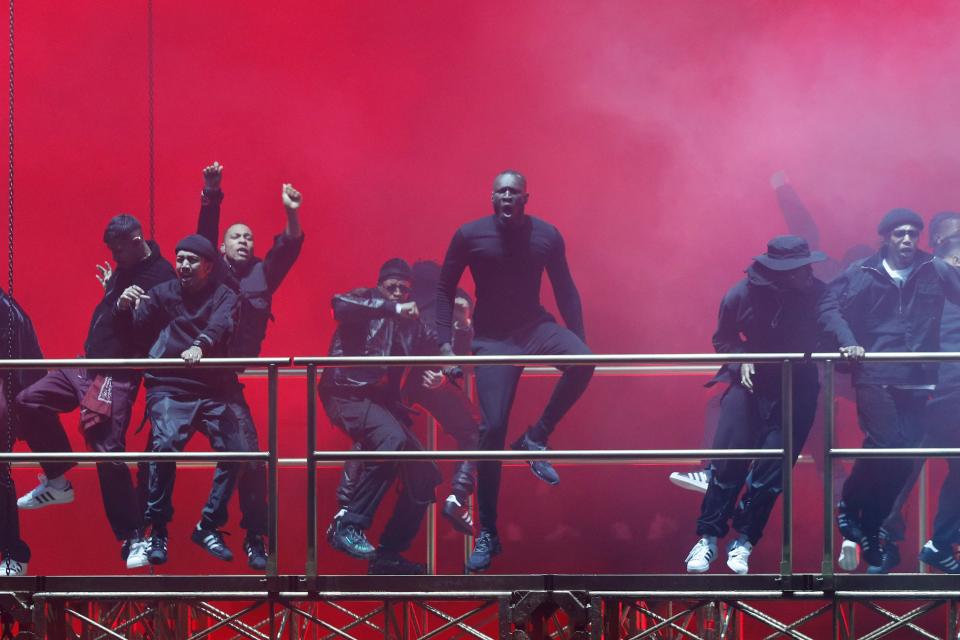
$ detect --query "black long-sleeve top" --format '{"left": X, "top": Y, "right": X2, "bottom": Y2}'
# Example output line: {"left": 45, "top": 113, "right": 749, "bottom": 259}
{"left": 84, "top": 241, "right": 176, "bottom": 361}
{"left": 116, "top": 278, "right": 238, "bottom": 397}
{"left": 197, "top": 189, "right": 304, "bottom": 356}
{"left": 0, "top": 290, "right": 45, "bottom": 392}
{"left": 436, "top": 214, "right": 585, "bottom": 345}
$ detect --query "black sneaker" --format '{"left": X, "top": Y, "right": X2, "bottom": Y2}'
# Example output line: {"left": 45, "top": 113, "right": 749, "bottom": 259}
{"left": 919, "top": 541, "right": 960, "bottom": 574}
{"left": 510, "top": 432, "right": 560, "bottom": 485}
{"left": 867, "top": 539, "right": 901, "bottom": 574}
{"left": 244, "top": 534, "right": 267, "bottom": 571}
{"left": 466, "top": 530, "right": 502, "bottom": 573}
{"left": 191, "top": 524, "right": 234, "bottom": 562}
{"left": 148, "top": 525, "right": 169, "bottom": 565}
{"left": 441, "top": 494, "right": 475, "bottom": 536}
{"left": 327, "top": 517, "right": 376, "bottom": 560}
{"left": 368, "top": 550, "right": 426, "bottom": 575}
{"left": 836, "top": 501, "right": 863, "bottom": 542}
{"left": 859, "top": 533, "right": 883, "bottom": 569}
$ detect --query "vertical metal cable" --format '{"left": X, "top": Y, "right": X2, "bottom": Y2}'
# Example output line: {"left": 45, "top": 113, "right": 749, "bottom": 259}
{"left": 146, "top": 0, "right": 155, "bottom": 240}
{"left": 2, "top": 0, "right": 14, "bottom": 483}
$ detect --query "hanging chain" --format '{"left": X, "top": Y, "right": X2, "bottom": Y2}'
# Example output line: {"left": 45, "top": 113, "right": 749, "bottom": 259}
{"left": 146, "top": 0, "right": 155, "bottom": 241}
{"left": 2, "top": 0, "right": 14, "bottom": 484}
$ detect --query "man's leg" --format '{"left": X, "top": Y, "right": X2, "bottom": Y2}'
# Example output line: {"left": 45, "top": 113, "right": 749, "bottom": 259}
{"left": 918, "top": 387, "right": 960, "bottom": 572}
{"left": 144, "top": 395, "right": 198, "bottom": 565}
{"left": 14, "top": 369, "right": 80, "bottom": 493}
{"left": 0, "top": 382, "right": 29, "bottom": 572}
{"left": 86, "top": 377, "right": 144, "bottom": 544}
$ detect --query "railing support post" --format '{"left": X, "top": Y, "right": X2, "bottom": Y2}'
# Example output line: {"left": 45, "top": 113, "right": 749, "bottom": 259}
{"left": 306, "top": 364, "right": 318, "bottom": 578}
{"left": 267, "top": 363, "right": 279, "bottom": 576}
{"left": 780, "top": 359, "right": 794, "bottom": 577}
{"left": 822, "top": 360, "right": 835, "bottom": 576}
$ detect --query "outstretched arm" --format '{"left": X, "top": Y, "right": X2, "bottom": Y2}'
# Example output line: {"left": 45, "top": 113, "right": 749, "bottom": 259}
{"left": 772, "top": 171, "right": 820, "bottom": 250}
{"left": 261, "top": 183, "right": 306, "bottom": 292}
{"left": 197, "top": 161, "right": 224, "bottom": 245}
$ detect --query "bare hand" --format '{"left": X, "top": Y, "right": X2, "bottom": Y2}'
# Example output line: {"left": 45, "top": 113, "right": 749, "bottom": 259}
{"left": 421, "top": 369, "right": 446, "bottom": 389}
{"left": 740, "top": 363, "right": 755, "bottom": 392}
{"left": 397, "top": 301, "right": 419, "bottom": 319}
{"left": 282, "top": 183, "right": 302, "bottom": 210}
{"left": 117, "top": 285, "right": 149, "bottom": 311}
{"left": 203, "top": 161, "right": 223, "bottom": 190}
{"left": 180, "top": 345, "right": 203, "bottom": 365}
{"left": 96, "top": 261, "right": 113, "bottom": 290}
{"left": 453, "top": 296, "right": 471, "bottom": 326}
{"left": 840, "top": 345, "right": 866, "bottom": 361}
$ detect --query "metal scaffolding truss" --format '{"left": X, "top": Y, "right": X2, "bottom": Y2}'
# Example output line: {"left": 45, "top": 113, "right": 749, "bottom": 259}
{"left": 3, "top": 575, "right": 960, "bottom": 639}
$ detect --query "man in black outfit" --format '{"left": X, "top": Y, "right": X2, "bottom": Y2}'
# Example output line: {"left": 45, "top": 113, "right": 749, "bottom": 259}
{"left": 193, "top": 161, "right": 304, "bottom": 569}
{"left": 116, "top": 234, "right": 239, "bottom": 566}
{"left": 15, "top": 214, "right": 175, "bottom": 569}
{"left": 436, "top": 170, "right": 594, "bottom": 572}
{"left": 334, "top": 260, "right": 481, "bottom": 534}
{"left": 321, "top": 258, "right": 443, "bottom": 575}
{"left": 0, "top": 290, "right": 51, "bottom": 576}
{"left": 820, "top": 208, "right": 960, "bottom": 571}
{"left": 685, "top": 236, "right": 825, "bottom": 574}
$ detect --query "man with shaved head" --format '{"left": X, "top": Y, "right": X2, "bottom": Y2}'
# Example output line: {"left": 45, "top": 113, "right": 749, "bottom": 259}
{"left": 437, "top": 169, "right": 594, "bottom": 572}
{"left": 192, "top": 161, "right": 304, "bottom": 569}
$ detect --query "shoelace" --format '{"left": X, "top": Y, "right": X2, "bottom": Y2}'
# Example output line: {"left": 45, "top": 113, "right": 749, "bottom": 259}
{"left": 475, "top": 534, "right": 495, "bottom": 552}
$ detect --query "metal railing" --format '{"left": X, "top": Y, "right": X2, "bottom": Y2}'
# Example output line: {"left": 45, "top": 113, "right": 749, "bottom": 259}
{"left": 3, "top": 352, "right": 959, "bottom": 579}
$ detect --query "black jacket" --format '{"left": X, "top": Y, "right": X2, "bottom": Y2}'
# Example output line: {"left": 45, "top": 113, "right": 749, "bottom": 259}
{"left": 117, "top": 278, "right": 238, "bottom": 397}
{"left": 320, "top": 288, "right": 439, "bottom": 394}
{"left": 84, "top": 241, "right": 176, "bottom": 360}
{"left": 818, "top": 248, "right": 960, "bottom": 386}
{"left": 197, "top": 189, "right": 303, "bottom": 357}
{"left": 709, "top": 265, "right": 825, "bottom": 392}
{"left": 0, "top": 290, "right": 44, "bottom": 391}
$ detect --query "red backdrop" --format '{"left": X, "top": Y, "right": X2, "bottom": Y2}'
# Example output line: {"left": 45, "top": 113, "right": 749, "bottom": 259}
{"left": 5, "top": 0, "right": 960, "bottom": 585}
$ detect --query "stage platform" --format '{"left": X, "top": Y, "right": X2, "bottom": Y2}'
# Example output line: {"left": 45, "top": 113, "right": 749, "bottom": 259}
{"left": 3, "top": 573, "right": 960, "bottom": 638}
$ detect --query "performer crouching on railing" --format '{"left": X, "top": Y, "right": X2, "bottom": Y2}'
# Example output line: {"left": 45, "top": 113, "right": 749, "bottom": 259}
{"left": 321, "top": 258, "right": 443, "bottom": 575}
{"left": 193, "top": 162, "right": 304, "bottom": 570}
{"left": 334, "top": 259, "right": 482, "bottom": 536}
{"left": 685, "top": 236, "right": 826, "bottom": 574}
{"left": 115, "top": 234, "right": 239, "bottom": 566}
{"left": 436, "top": 170, "right": 594, "bottom": 573}
{"left": 14, "top": 215, "right": 175, "bottom": 570}
{"left": 819, "top": 209, "right": 960, "bottom": 573}
{"left": 0, "top": 290, "right": 50, "bottom": 576}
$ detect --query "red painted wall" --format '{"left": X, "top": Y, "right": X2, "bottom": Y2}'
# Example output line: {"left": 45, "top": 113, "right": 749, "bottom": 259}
{"left": 5, "top": 0, "right": 960, "bottom": 589}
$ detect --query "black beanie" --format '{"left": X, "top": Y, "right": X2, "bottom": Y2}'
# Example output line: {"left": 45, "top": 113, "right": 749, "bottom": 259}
{"left": 378, "top": 258, "right": 412, "bottom": 283}
{"left": 877, "top": 208, "right": 924, "bottom": 235}
{"left": 175, "top": 234, "right": 218, "bottom": 261}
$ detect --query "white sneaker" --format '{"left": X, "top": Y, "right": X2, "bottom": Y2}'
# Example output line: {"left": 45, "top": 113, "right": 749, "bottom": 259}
{"left": 685, "top": 536, "right": 717, "bottom": 573}
{"left": 125, "top": 539, "right": 149, "bottom": 569}
{"left": 838, "top": 539, "right": 860, "bottom": 571}
{"left": 726, "top": 538, "right": 753, "bottom": 574}
{"left": 17, "top": 474, "right": 74, "bottom": 509}
{"left": 1, "top": 557, "right": 27, "bottom": 576}
{"left": 669, "top": 470, "right": 710, "bottom": 493}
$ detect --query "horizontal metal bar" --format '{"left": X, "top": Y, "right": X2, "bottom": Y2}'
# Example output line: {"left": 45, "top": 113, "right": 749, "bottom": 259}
{"left": 295, "top": 351, "right": 960, "bottom": 367}
{"left": 0, "top": 452, "right": 268, "bottom": 462}
{"left": 834, "top": 591, "right": 960, "bottom": 599}
{"left": 239, "top": 365, "right": 721, "bottom": 378}
{"left": 311, "top": 448, "right": 784, "bottom": 461}
{"left": 32, "top": 591, "right": 512, "bottom": 599}
{"left": 831, "top": 448, "right": 960, "bottom": 459}
{"left": 0, "top": 357, "right": 289, "bottom": 369}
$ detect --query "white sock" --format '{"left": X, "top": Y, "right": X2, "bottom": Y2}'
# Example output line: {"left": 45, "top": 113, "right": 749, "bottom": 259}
{"left": 47, "top": 475, "right": 69, "bottom": 490}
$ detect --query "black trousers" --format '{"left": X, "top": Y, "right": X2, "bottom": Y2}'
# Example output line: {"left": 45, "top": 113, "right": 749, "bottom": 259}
{"left": 144, "top": 391, "right": 244, "bottom": 529}
{"left": 322, "top": 391, "right": 440, "bottom": 553}
{"left": 0, "top": 380, "right": 29, "bottom": 562}
{"left": 206, "top": 392, "right": 268, "bottom": 536}
{"left": 15, "top": 368, "right": 144, "bottom": 541}
{"left": 841, "top": 385, "right": 927, "bottom": 536}
{"left": 336, "top": 376, "right": 480, "bottom": 506}
{"left": 472, "top": 321, "right": 594, "bottom": 534}
{"left": 696, "top": 372, "right": 819, "bottom": 545}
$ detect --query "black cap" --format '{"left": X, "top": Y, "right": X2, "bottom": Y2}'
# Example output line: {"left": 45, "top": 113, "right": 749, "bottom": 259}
{"left": 753, "top": 235, "right": 827, "bottom": 271}
{"left": 378, "top": 258, "right": 412, "bottom": 283}
{"left": 877, "top": 208, "right": 924, "bottom": 235}
{"left": 175, "top": 234, "right": 218, "bottom": 261}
